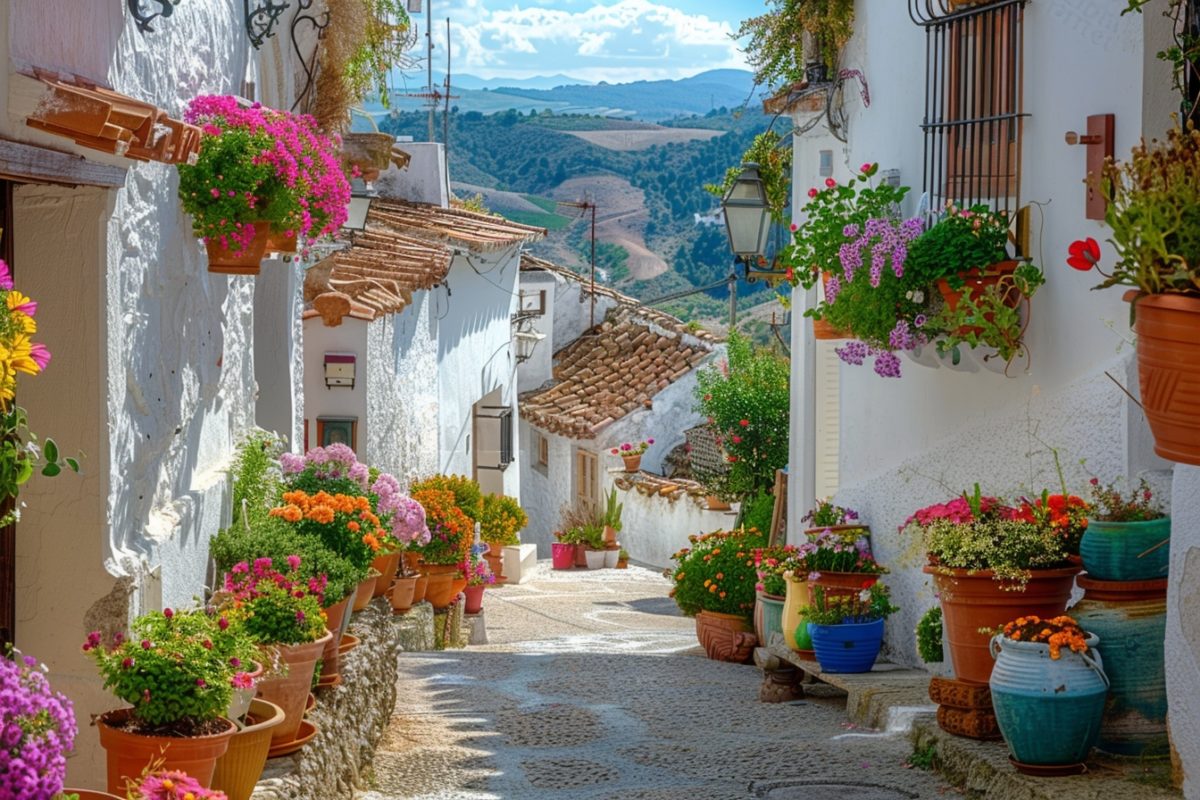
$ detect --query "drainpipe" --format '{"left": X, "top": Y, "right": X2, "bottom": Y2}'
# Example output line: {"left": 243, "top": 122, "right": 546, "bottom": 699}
{"left": 787, "top": 282, "right": 817, "bottom": 545}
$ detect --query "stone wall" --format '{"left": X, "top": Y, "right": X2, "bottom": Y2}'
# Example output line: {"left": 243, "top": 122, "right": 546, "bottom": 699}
{"left": 252, "top": 600, "right": 434, "bottom": 800}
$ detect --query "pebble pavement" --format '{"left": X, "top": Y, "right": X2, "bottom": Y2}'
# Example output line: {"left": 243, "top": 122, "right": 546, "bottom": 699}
{"left": 361, "top": 563, "right": 964, "bottom": 800}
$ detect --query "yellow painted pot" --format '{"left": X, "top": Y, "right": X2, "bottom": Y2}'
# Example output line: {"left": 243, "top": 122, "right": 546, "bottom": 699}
{"left": 781, "top": 574, "right": 814, "bottom": 655}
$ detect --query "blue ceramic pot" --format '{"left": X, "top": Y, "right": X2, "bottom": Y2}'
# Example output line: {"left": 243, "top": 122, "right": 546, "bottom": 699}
{"left": 807, "top": 618, "right": 884, "bottom": 673}
{"left": 989, "top": 633, "right": 1109, "bottom": 766}
{"left": 1079, "top": 516, "right": 1170, "bottom": 581}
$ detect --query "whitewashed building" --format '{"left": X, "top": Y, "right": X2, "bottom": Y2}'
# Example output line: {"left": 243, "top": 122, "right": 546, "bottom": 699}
{"left": 0, "top": 0, "right": 326, "bottom": 784}
{"left": 517, "top": 256, "right": 730, "bottom": 566}
{"left": 303, "top": 152, "right": 545, "bottom": 495}
{"left": 780, "top": 0, "right": 1197, "bottom": 785}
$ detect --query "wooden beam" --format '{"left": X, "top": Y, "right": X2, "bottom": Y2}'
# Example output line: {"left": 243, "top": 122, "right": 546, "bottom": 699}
{"left": 0, "top": 137, "right": 126, "bottom": 188}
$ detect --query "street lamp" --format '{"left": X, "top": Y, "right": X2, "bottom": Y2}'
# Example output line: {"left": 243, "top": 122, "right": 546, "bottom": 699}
{"left": 343, "top": 178, "right": 376, "bottom": 232}
{"left": 720, "top": 163, "right": 791, "bottom": 286}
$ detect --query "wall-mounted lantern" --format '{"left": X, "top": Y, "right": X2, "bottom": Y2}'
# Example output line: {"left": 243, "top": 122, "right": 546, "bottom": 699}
{"left": 514, "top": 329, "right": 546, "bottom": 364}
{"left": 324, "top": 353, "right": 356, "bottom": 389}
{"left": 344, "top": 178, "right": 376, "bottom": 232}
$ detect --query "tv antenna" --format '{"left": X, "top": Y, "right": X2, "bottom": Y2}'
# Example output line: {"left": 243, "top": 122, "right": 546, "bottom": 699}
{"left": 557, "top": 199, "right": 598, "bottom": 331}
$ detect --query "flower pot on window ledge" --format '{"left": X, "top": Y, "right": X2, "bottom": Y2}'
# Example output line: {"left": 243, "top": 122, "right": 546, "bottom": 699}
{"left": 204, "top": 224, "right": 270, "bottom": 275}
{"left": 265, "top": 229, "right": 297, "bottom": 254}
{"left": 814, "top": 273, "right": 851, "bottom": 340}
{"left": 935, "top": 260, "right": 1021, "bottom": 333}
{"left": 622, "top": 454, "right": 642, "bottom": 472}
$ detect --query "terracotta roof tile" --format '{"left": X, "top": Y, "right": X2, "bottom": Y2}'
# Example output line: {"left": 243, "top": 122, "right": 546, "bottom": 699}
{"left": 520, "top": 310, "right": 714, "bottom": 439}
{"left": 371, "top": 199, "right": 546, "bottom": 252}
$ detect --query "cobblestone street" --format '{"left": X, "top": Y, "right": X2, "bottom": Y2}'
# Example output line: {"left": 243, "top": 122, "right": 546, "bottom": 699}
{"left": 360, "top": 565, "right": 963, "bottom": 800}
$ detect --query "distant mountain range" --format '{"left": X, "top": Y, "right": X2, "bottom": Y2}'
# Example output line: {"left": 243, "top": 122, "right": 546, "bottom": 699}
{"left": 378, "top": 69, "right": 765, "bottom": 122}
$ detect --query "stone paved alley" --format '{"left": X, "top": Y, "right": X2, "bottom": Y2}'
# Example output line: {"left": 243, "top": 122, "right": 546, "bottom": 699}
{"left": 359, "top": 566, "right": 963, "bottom": 800}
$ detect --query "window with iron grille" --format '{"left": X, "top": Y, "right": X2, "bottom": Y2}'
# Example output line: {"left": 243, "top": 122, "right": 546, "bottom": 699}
{"left": 499, "top": 408, "right": 514, "bottom": 467}
{"left": 910, "top": 0, "right": 1028, "bottom": 221}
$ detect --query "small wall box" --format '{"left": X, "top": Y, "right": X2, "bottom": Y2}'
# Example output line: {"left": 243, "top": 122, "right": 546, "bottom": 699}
{"left": 324, "top": 353, "right": 356, "bottom": 389}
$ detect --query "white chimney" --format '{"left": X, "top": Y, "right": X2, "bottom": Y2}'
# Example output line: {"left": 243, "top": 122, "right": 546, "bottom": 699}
{"left": 376, "top": 141, "right": 449, "bottom": 208}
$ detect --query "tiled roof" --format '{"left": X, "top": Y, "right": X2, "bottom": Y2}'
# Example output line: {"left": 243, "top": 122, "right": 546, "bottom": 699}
{"left": 370, "top": 199, "right": 546, "bottom": 252}
{"left": 520, "top": 255, "right": 717, "bottom": 343}
{"left": 520, "top": 310, "right": 714, "bottom": 439}
{"left": 613, "top": 471, "right": 713, "bottom": 507}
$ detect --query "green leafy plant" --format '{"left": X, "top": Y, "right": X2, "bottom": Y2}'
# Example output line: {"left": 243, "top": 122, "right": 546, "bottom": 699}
{"left": 479, "top": 493, "right": 528, "bottom": 546}
{"left": 904, "top": 203, "right": 1012, "bottom": 289}
{"left": 932, "top": 262, "right": 1045, "bottom": 366}
{"left": 230, "top": 431, "right": 283, "bottom": 531}
{"left": 916, "top": 606, "right": 944, "bottom": 664}
{"left": 705, "top": 130, "right": 793, "bottom": 225}
{"left": 803, "top": 498, "right": 859, "bottom": 528}
{"left": 1123, "top": 0, "right": 1199, "bottom": 122}
{"left": 921, "top": 518, "right": 1068, "bottom": 586}
{"left": 210, "top": 519, "right": 361, "bottom": 604}
{"left": 694, "top": 332, "right": 790, "bottom": 499}
{"left": 618, "top": 547, "right": 629, "bottom": 561}
{"left": 736, "top": 0, "right": 855, "bottom": 88}
{"left": 907, "top": 742, "right": 939, "bottom": 771}
{"left": 600, "top": 488, "right": 624, "bottom": 532}
{"left": 670, "top": 528, "right": 769, "bottom": 619}
{"left": 803, "top": 582, "right": 898, "bottom": 626}
{"left": 739, "top": 491, "right": 777, "bottom": 533}
{"left": 220, "top": 558, "right": 328, "bottom": 646}
{"left": 82, "top": 608, "right": 238, "bottom": 732}
{"left": 580, "top": 523, "right": 606, "bottom": 550}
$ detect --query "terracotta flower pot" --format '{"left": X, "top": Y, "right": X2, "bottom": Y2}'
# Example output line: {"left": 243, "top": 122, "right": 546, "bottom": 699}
{"left": 211, "top": 698, "right": 286, "bottom": 800}
{"left": 351, "top": 574, "right": 377, "bottom": 612}
{"left": 810, "top": 570, "right": 879, "bottom": 601}
{"left": 1131, "top": 293, "right": 1200, "bottom": 466}
{"left": 706, "top": 495, "right": 731, "bottom": 511}
{"left": 464, "top": 584, "right": 485, "bottom": 614}
{"left": 413, "top": 572, "right": 429, "bottom": 604}
{"left": 203, "top": 223, "right": 270, "bottom": 276}
{"left": 616, "top": 558, "right": 629, "bottom": 569}
{"left": 319, "top": 594, "right": 352, "bottom": 686}
{"left": 483, "top": 543, "right": 507, "bottom": 584}
{"left": 97, "top": 708, "right": 236, "bottom": 793}
{"left": 695, "top": 610, "right": 757, "bottom": 663}
{"left": 265, "top": 230, "right": 297, "bottom": 254}
{"left": 402, "top": 551, "right": 423, "bottom": 574}
{"left": 935, "top": 260, "right": 1021, "bottom": 336}
{"left": 574, "top": 542, "right": 588, "bottom": 568}
{"left": 926, "top": 564, "right": 1081, "bottom": 685}
{"left": 422, "top": 573, "right": 458, "bottom": 609}
{"left": 813, "top": 272, "right": 852, "bottom": 340}
{"left": 622, "top": 453, "right": 642, "bottom": 472}
{"left": 254, "top": 630, "right": 333, "bottom": 747}
{"left": 390, "top": 575, "right": 418, "bottom": 614}
{"left": 372, "top": 552, "right": 401, "bottom": 598}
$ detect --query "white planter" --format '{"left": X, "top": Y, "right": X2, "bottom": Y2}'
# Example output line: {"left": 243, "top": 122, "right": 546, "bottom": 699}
{"left": 584, "top": 549, "right": 606, "bottom": 569}
{"left": 503, "top": 544, "right": 538, "bottom": 583}
{"left": 603, "top": 549, "right": 620, "bottom": 568}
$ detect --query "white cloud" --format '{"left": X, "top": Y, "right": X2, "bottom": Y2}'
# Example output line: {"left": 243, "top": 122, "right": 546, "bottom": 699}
{"left": 426, "top": 0, "right": 748, "bottom": 80}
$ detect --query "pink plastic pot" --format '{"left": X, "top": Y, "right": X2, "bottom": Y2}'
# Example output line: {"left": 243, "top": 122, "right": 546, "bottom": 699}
{"left": 551, "top": 542, "right": 575, "bottom": 570}
{"left": 464, "top": 584, "right": 485, "bottom": 614}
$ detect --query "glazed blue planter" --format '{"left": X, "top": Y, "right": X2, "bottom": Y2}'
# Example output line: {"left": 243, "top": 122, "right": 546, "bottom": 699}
{"left": 989, "top": 633, "right": 1109, "bottom": 766}
{"left": 1080, "top": 516, "right": 1170, "bottom": 581}
{"left": 807, "top": 618, "right": 884, "bottom": 674}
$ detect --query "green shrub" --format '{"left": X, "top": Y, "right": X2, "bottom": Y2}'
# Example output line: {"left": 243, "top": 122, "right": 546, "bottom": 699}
{"left": 480, "top": 493, "right": 528, "bottom": 546}
{"left": 739, "top": 491, "right": 776, "bottom": 533}
{"left": 917, "top": 606, "right": 943, "bottom": 664}
{"left": 230, "top": 431, "right": 283, "bottom": 531}
{"left": 210, "top": 519, "right": 361, "bottom": 603}
{"left": 671, "top": 528, "right": 768, "bottom": 620}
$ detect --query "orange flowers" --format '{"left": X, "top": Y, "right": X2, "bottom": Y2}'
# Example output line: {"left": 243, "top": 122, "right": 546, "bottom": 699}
{"left": 1000, "top": 615, "right": 1090, "bottom": 660}
{"left": 269, "top": 489, "right": 385, "bottom": 549}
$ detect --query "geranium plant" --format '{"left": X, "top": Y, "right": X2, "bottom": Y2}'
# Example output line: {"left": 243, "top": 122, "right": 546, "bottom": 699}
{"left": 754, "top": 544, "right": 798, "bottom": 597}
{"left": 220, "top": 557, "right": 328, "bottom": 645}
{"left": 1087, "top": 476, "right": 1165, "bottom": 521}
{"left": 2, "top": 650, "right": 76, "bottom": 800}
{"left": 82, "top": 608, "right": 238, "bottom": 732}
{"left": 670, "top": 528, "right": 769, "bottom": 620}
{"left": 411, "top": 488, "right": 474, "bottom": 567}
{"left": 611, "top": 439, "right": 654, "bottom": 458}
{"left": 479, "top": 493, "right": 527, "bottom": 547}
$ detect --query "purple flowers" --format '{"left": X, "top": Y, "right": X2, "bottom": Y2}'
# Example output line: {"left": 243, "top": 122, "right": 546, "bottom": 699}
{"left": 0, "top": 652, "right": 76, "bottom": 800}
{"left": 373, "top": 473, "right": 431, "bottom": 546}
{"left": 838, "top": 216, "right": 923, "bottom": 287}
{"left": 835, "top": 340, "right": 905, "bottom": 378}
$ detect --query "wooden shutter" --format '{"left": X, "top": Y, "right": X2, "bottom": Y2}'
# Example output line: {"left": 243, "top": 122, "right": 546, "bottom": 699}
{"left": 576, "top": 448, "right": 599, "bottom": 512}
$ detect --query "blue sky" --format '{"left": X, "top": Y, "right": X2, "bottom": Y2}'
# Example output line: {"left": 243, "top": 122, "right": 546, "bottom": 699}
{"left": 414, "top": 0, "right": 763, "bottom": 83}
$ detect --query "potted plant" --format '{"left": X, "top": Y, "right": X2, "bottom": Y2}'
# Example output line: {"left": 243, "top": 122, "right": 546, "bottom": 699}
{"left": 3, "top": 650, "right": 77, "bottom": 800}
{"left": 218, "top": 557, "right": 332, "bottom": 753}
{"left": 802, "top": 498, "right": 869, "bottom": 542}
{"left": 551, "top": 529, "right": 577, "bottom": 570}
{"left": 1080, "top": 476, "right": 1169, "bottom": 581}
{"left": 463, "top": 553, "right": 495, "bottom": 614}
{"left": 83, "top": 608, "right": 241, "bottom": 792}
{"left": 1067, "top": 121, "right": 1200, "bottom": 464}
{"left": 907, "top": 486, "right": 1081, "bottom": 684}
{"left": 989, "top": 616, "right": 1109, "bottom": 773}
{"left": 113, "top": 766, "right": 231, "bottom": 800}
{"left": 916, "top": 606, "right": 946, "bottom": 670}
{"left": 670, "top": 528, "right": 767, "bottom": 662}
{"left": 796, "top": 529, "right": 886, "bottom": 597}
{"left": 616, "top": 547, "right": 630, "bottom": 569}
{"left": 753, "top": 544, "right": 796, "bottom": 647}
{"left": 480, "top": 492, "right": 527, "bottom": 583}
{"left": 805, "top": 582, "right": 898, "bottom": 674}
{"left": 211, "top": 696, "right": 284, "bottom": 800}
{"left": 582, "top": 523, "right": 607, "bottom": 569}
{"left": 611, "top": 438, "right": 653, "bottom": 472}
{"left": 780, "top": 553, "right": 815, "bottom": 657}
{"left": 600, "top": 487, "right": 623, "bottom": 547}
{"left": 410, "top": 488, "right": 473, "bottom": 608}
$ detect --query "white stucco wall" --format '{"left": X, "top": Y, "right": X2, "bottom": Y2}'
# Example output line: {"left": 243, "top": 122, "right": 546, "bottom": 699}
{"left": 516, "top": 269, "right": 557, "bottom": 394}
{"left": 366, "top": 291, "right": 439, "bottom": 485}
{"left": 303, "top": 316, "right": 369, "bottom": 453}
{"left": 616, "top": 486, "right": 732, "bottom": 569}
{"left": 4, "top": 1, "right": 293, "bottom": 785}
{"left": 254, "top": 260, "right": 305, "bottom": 447}
{"left": 519, "top": 424, "right": 573, "bottom": 553}
{"left": 437, "top": 247, "right": 521, "bottom": 498}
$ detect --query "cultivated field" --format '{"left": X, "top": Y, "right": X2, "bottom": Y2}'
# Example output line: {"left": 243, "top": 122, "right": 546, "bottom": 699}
{"left": 563, "top": 126, "right": 726, "bottom": 151}
{"left": 552, "top": 175, "right": 668, "bottom": 280}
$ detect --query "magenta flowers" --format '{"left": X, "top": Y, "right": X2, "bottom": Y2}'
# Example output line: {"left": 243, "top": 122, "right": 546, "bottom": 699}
{"left": 0, "top": 652, "right": 76, "bottom": 800}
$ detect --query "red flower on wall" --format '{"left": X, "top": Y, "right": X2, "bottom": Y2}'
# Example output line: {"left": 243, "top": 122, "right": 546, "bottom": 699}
{"left": 1067, "top": 238, "right": 1101, "bottom": 271}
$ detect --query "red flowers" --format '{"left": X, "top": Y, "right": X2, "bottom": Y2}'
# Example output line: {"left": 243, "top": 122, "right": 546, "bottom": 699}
{"left": 1067, "top": 238, "right": 1101, "bottom": 271}
{"left": 807, "top": 187, "right": 819, "bottom": 199}
{"left": 824, "top": 178, "right": 836, "bottom": 188}
{"left": 739, "top": 419, "right": 750, "bottom": 427}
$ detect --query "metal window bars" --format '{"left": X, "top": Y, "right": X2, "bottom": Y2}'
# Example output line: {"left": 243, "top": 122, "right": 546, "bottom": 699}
{"left": 909, "top": 0, "right": 1029, "bottom": 224}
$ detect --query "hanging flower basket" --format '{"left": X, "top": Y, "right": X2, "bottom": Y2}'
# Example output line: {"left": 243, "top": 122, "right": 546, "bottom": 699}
{"left": 205, "top": 223, "right": 270, "bottom": 275}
